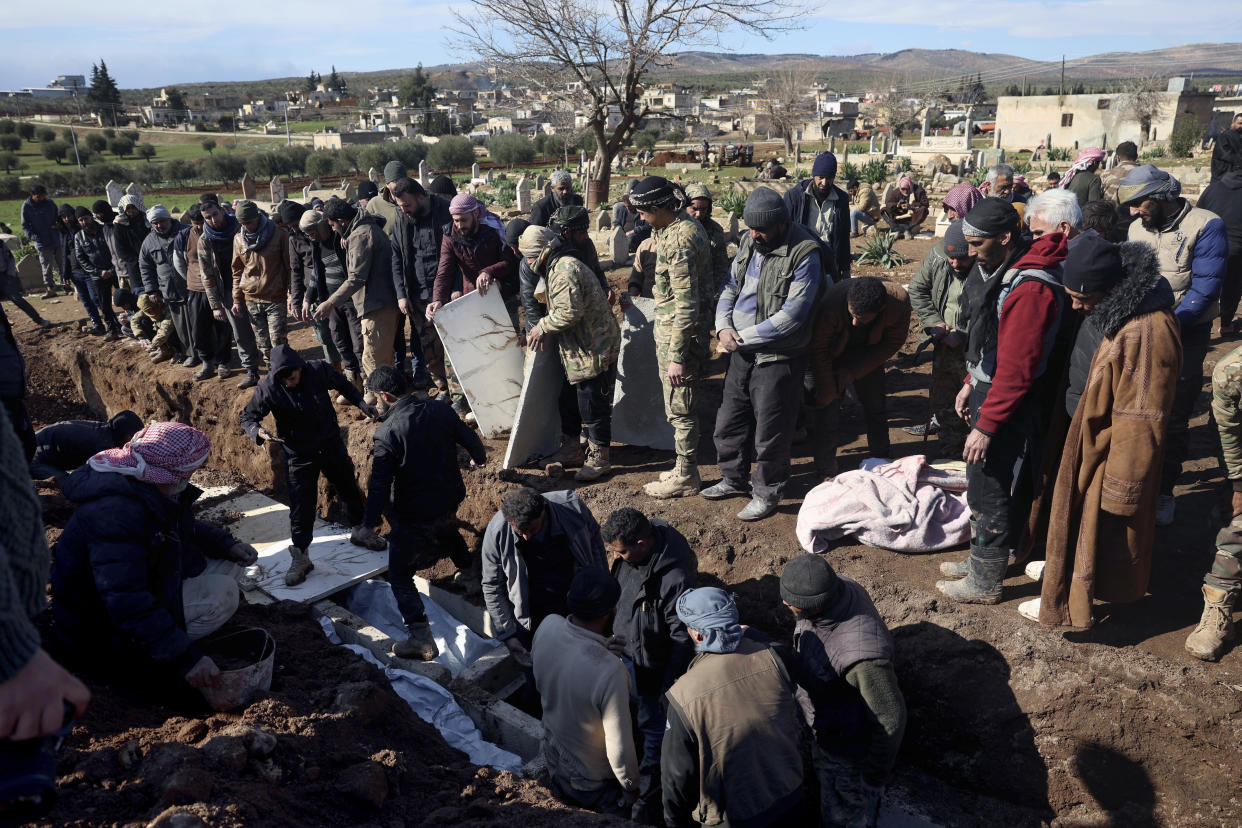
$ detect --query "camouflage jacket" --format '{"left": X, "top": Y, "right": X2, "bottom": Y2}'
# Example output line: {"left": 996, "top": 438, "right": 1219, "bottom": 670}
{"left": 534, "top": 254, "right": 620, "bottom": 383}
{"left": 1213, "top": 344, "right": 1242, "bottom": 487}
{"left": 653, "top": 213, "right": 712, "bottom": 364}
{"left": 699, "top": 215, "right": 730, "bottom": 313}
{"left": 1101, "top": 162, "right": 1139, "bottom": 203}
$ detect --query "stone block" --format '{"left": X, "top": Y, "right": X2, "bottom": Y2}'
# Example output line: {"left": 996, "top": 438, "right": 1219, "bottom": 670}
{"left": 611, "top": 298, "right": 675, "bottom": 451}
{"left": 502, "top": 347, "right": 563, "bottom": 469}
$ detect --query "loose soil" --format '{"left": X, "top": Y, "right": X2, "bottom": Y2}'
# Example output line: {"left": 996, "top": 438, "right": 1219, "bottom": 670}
{"left": 13, "top": 233, "right": 1242, "bottom": 827}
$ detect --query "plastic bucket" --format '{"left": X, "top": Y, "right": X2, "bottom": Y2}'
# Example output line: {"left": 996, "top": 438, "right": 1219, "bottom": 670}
{"left": 198, "top": 627, "right": 275, "bottom": 712}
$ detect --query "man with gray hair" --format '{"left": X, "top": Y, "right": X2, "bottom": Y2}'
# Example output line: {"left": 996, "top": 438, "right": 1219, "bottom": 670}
{"left": 983, "top": 163, "right": 1028, "bottom": 204}
{"left": 1025, "top": 188, "right": 1082, "bottom": 243}
{"left": 1121, "top": 165, "right": 1229, "bottom": 525}
{"left": 530, "top": 170, "right": 583, "bottom": 227}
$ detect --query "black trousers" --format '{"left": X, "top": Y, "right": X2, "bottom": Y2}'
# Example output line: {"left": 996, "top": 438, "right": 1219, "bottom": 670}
{"left": 283, "top": 437, "right": 364, "bottom": 551}
{"left": 965, "top": 383, "right": 1038, "bottom": 555}
{"left": 185, "top": 290, "right": 233, "bottom": 365}
{"left": 714, "top": 351, "right": 807, "bottom": 501}
{"left": 328, "top": 302, "right": 363, "bottom": 374}
{"left": 1221, "top": 253, "right": 1242, "bottom": 326}
{"left": 387, "top": 513, "right": 472, "bottom": 627}
{"left": 1162, "top": 322, "right": 1211, "bottom": 495}
{"left": 555, "top": 359, "right": 582, "bottom": 440}
{"left": 805, "top": 365, "right": 890, "bottom": 475}
{"left": 575, "top": 365, "right": 615, "bottom": 446}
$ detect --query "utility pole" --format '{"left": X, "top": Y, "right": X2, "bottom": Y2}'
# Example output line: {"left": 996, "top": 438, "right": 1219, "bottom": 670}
{"left": 1060, "top": 55, "right": 1065, "bottom": 97}
{"left": 284, "top": 108, "right": 291, "bottom": 146}
{"left": 68, "top": 126, "right": 82, "bottom": 170}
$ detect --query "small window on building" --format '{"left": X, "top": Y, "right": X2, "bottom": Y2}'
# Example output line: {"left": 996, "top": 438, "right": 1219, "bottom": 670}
{"left": 1097, "top": 99, "right": 1111, "bottom": 110}
{"left": 1061, "top": 113, "right": 1074, "bottom": 127}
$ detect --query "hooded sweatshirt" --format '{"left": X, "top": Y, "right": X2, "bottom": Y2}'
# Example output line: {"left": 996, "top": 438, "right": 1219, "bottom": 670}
{"left": 239, "top": 345, "right": 362, "bottom": 454}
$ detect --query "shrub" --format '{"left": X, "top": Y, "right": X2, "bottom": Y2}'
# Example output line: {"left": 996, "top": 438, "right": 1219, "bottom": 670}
{"left": 1047, "top": 147, "right": 1072, "bottom": 161}
{"left": 0, "top": 152, "right": 20, "bottom": 173}
{"left": 17, "top": 123, "right": 35, "bottom": 141}
{"left": 856, "top": 232, "right": 909, "bottom": 269}
{"left": 839, "top": 161, "right": 860, "bottom": 183}
{"left": 487, "top": 133, "right": 535, "bottom": 167}
{"left": 166, "top": 159, "right": 197, "bottom": 184}
{"left": 84, "top": 162, "right": 129, "bottom": 189}
{"left": 203, "top": 151, "right": 246, "bottom": 184}
{"left": 1012, "top": 159, "right": 1032, "bottom": 175}
{"left": 0, "top": 120, "right": 14, "bottom": 135}
{"left": 120, "top": 129, "right": 140, "bottom": 143}
{"left": 0, "top": 135, "right": 21, "bottom": 153}
{"left": 136, "top": 143, "right": 157, "bottom": 162}
{"left": 0, "top": 174, "right": 22, "bottom": 198}
{"left": 1167, "top": 123, "right": 1203, "bottom": 159}
{"left": 41, "top": 140, "right": 69, "bottom": 164}
{"left": 427, "top": 135, "right": 476, "bottom": 171}
{"left": 1140, "top": 145, "right": 1166, "bottom": 160}
{"left": 305, "top": 150, "right": 342, "bottom": 178}
{"left": 391, "top": 138, "right": 429, "bottom": 171}
{"left": 101, "top": 127, "right": 116, "bottom": 139}
{"left": 896, "top": 156, "right": 912, "bottom": 173}
{"left": 859, "top": 159, "right": 888, "bottom": 185}
{"left": 201, "top": 138, "right": 217, "bottom": 154}
{"left": 37, "top": 128, "right": 56, "bottom": 143}
{"left": 84, "top": 133, "right": 107, "bottom": 153}
{"left": 108, "top": 137, "right": 134, "bottom": 158}
{"left": 716, "top": 191, "right": 746, "bottom": 219}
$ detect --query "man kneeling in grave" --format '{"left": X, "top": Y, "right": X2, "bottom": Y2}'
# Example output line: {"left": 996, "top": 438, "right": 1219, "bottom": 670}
{"left": 50, "top": 423, "right": 259, "bottom": 690}
{"left": 360, "top": 366, "right": 488, "bottom": 661}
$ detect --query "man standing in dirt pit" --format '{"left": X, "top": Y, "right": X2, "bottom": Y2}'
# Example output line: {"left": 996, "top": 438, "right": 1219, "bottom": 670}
{"left": 602, "top": 507, "right": 697, "bottom": 820}
{"left": 360, "top": 365, "right": 486, "bottom": 661}
{"left": 179, "top": 203, "right": 234, "bottom": 381}
{"left": 480, "top": 487, "right": 607, "bottom": 672}
{"left": 780, "top": 554, "right": 907, "bottom": 828}
{"left": 805, "top": 276, "right": 910, "bottom": 478}
{"left": 198, "top": 196, "right": 262, "bottom": 390}
{"left": 29, "top": 410, "right": 142, "bottom": 482}
{"left": 239, "top": 345, "right": 386, "bottom": 587}
{"left": 704, "top": 187, "right": 827, "bottom": 521}
{"left": 625, "top": 177, "right": 712, "bottom": 500}
{"left": 532, "top": 567, "right": 639, "bottom": 816}
{"left": 662, "top": 587, "right": 804, "bottom": 827}
{"left": 389, "top": 176, "right": 451, "bottom": 394}
{"left": 1187, "top": 342, "right": 1242, "bottom": 661}
{"left": 937, "top": 198, "right": 1069, "bottom": 605}
{"left": 51, "top": 423, "right": 259, "bottom": 690}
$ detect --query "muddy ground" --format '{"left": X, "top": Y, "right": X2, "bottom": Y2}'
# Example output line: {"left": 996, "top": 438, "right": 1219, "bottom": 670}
{"left": 12, "top": 234, "right": 1242, "bottom": 828}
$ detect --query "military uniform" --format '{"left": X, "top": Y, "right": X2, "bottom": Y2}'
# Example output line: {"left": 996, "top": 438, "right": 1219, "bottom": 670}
{"left": 1207, "top": 345, "right": 1242, "bottom": 593}
{"left": 651, "top": 213, "right": 712, "bottom": 466}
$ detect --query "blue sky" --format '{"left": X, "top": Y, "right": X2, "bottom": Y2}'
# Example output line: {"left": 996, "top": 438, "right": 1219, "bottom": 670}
{"left": 0, "top": 1, "right": 1238, "bottom": 91}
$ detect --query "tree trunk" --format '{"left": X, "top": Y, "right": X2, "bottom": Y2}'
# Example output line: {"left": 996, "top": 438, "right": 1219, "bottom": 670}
{"left": 587, "top": 123, "right": 613, "bottom": 209}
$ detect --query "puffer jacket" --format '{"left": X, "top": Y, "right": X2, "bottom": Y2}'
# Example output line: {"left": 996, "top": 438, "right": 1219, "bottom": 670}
{"left": 51, "top": 468, "right": 236, "bottom": 676}
{"left": 433, "top": 222, "right": 517, "bottom": 305}
{"left": 1127, "top": 200, "right": 1228, "bottom": 328}
{"left": 139, "top": 224, "right": 190, "bottom": 300}
{"left": 73, "top": 225, "right": 114, "bottom": 279}
{"left": 326, "top": 212, "right": 397, "bottom": 318}
{"left": 231, "top": 217, "right": 291, "bottom": 304}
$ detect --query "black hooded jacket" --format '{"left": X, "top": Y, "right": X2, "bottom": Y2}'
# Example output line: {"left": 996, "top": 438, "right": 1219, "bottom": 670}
{"left": 240, "top": 345, "right": 363, "bottom": 453}
{"left": 1198, "top": 171, "right": 1242, "bottom": 255}
{"left": 32, "top": 411, "right": 142, "bottom": 475}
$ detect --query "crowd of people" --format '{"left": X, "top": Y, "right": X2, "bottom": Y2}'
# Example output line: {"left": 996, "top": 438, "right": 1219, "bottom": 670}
{"left": 2, "top": 131, "right": 1242, "bottom": 825}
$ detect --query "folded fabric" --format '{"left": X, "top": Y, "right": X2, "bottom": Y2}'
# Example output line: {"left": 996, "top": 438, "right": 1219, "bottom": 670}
{"left": 796, "top": 454, "right": 970, "bottom": 553}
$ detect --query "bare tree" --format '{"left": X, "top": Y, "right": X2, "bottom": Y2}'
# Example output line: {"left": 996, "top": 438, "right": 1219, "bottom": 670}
{"left": 545, "top": 103, "right": 585, "bottom": 168}
{"left": 1118, "top": 73, "right": 1168, "bottom": 146}
{"left": 451, "top": 0, "right": 797, "bottom": 206}
{"left": 761, "top": 67, "right": 817, "bottom": 153}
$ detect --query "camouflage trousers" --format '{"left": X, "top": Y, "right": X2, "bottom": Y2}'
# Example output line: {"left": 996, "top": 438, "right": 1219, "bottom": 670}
{"left": 1205, "top": 516, "right": 1242, "bottom": 595}
{"left": 657, "top": 349, "right": 701, "bottom": 464}
{"left": 929, "top": 343, "right": 969, "bottom": 459}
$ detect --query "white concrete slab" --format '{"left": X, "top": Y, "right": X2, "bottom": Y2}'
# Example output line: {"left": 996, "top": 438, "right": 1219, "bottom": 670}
{"left": 433, "top": 288, "right": 524, "bottom": 439}
{"left": 611, "top": 297, "right": 675, "bottom": 451}
{"left": 502, "top": 347, "right": 564, "bottom": 469}
{"left": 199, "top": 490, "right": 388, "bottom": 604}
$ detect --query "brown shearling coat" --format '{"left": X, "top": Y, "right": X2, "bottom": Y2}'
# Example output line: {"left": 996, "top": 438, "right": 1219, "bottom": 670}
{"left": 807, "top": 278, "right": 911, "bottom": 406}
{"left": 1039, "top": 244, "right": 1182, "bottom": 629}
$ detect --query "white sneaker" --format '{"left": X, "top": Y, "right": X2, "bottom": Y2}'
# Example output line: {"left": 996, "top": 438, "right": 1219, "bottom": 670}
{"left": 1018, "top": 597, "right": 1041, "bottom": 622}
{"left": 1155, "top": 494, "right": 1176, "bottom": 527}
{"left": 1025, "top": 560, "right": 1046, "bottom": 582}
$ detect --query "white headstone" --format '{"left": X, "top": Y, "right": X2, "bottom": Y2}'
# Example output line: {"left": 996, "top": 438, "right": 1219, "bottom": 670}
{"left": 418, "top": 160, "right": 429, "bottom": 187}
{"left": 368, "top": 167, "right": 380, "bottom": 184}
{"left": 269, "top": 176, "right": 286, "bottom": 203}
{"left": 502, "top": 348, "right": 564, "bottom": 469}
{"left": 303, "top": 184, "right": 312, "bottom": 199}
{"left": 124, "top": 181, "right": 142, "bottom": 198}
{"left": 869, "top": 136, "right": 877, "bottom": 154}
{"left": 516, "top": 177, "right": 532, "bottom": 212}
{"left": 609, "top": 225, "right": 627, "bottom": 265}
{"left": 611, "top": 298, "right": 675, "bottom": 450}
{"left": 106, "top": 180, "right": 124, "bottom": 208}
{"left": 431, "top": 288, "right": 523, "bottom": 439}
{"left": 471, "top": 162, "right": 481, "bottom": 179}
{"left": 485, "top": 169, "right": 494, "bottom": 184}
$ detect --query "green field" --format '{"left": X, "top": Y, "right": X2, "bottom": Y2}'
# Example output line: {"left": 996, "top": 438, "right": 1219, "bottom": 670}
{"left": 1, "top": 193, "right": 246, "bottom": 244}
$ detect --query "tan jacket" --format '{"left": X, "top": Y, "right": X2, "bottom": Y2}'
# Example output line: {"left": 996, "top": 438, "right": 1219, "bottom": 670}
{"left": 808, "top": 279, "right": 911, "bottom": 406}
{"left": 852, "top": 184, "right": 881, "bottom": 220}
{"left": 231, "top": 223, "right": 290, "bottom": 304}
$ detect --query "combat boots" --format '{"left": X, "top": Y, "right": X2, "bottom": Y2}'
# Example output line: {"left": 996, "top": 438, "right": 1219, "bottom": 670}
{"left": 644, "top": 457, "right": 701, "bottom": 499}
{"left": 393, "top": 622, "right": 439, "bottom": 661}
{"left": 1185, "top": 585, "right": 1236, "bottom": 661}
{"left": 284, "top": 546, "right": 314, "bottom": 586}
{"left": 544, "top": 436, "right": 586, "bottom": 468}
{"left": 575, "top": 443, "right": 612, "bottom": 482}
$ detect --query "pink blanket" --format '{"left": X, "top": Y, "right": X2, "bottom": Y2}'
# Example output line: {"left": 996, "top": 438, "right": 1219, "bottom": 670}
{"left": 796, "top": 455, "right": 971, "bottom": 553}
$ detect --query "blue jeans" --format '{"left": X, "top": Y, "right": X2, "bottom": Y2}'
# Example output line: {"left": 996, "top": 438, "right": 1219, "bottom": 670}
{"left": 850, "top": 210, "right": 877, "bottom": 235}
{"left": 69, "top": 272, "right": 103, "bottom": 326}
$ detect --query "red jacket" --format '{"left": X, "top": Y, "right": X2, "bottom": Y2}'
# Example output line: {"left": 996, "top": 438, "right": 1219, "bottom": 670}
{"left": 432, "top": 223, "right": 517, "bottom": 305}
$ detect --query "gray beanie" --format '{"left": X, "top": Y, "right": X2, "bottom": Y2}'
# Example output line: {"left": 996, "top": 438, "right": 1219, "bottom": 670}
{"left": 383, "top": 160, "right": 407, "bottom": 184}
{"left": 743, "top": 187, "right": 788, "bottom": 229}
{"left": 780, "top": 554, "right": 842, "bottom": 616}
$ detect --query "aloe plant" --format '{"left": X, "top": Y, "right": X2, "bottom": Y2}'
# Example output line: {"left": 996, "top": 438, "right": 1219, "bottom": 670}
{"left": 856, "top": 232, "right": 909, "bottom": 269}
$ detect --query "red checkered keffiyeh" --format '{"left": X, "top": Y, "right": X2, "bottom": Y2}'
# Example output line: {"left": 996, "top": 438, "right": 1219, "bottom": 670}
{"left": 941, "top": 182, "right": 983, "bottom": 219}
{"left": 88, "top": 422, "right": 210, "bottom": 485}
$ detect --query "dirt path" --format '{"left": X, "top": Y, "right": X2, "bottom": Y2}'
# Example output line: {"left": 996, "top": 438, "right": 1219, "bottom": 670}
{"left": 13, "top": 233, "right": 1242, "bottom": 826}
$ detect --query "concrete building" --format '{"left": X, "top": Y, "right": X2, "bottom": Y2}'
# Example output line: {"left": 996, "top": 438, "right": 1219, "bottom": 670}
{"left": 995, "top": 89, "right": 1215, "bottom": 149}
{"left": 312, "top": 131, "right": 391, "bottom": 150}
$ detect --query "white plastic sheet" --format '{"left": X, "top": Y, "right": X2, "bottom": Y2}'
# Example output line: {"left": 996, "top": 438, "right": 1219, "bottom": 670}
{"left": 343, "top": 579, "right": 501, "bottom": 677}
{"left": 318, "top": 616, "right": 523, "bottom": 772}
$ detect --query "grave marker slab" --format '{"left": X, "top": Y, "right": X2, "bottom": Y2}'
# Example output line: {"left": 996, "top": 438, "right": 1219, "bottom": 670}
{"left": 502, "top": 347, "right": 564, "bottom": 469}
{"left": 611, "top": 298, "right": 674, "bottom": 451}
{"left": 432, "top": 288, "right": 524, "bottom": 439}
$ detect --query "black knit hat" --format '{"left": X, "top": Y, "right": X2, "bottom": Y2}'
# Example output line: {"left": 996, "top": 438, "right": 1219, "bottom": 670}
{"left": 743, "top": 187, "right": 789, "bottom": 229}
{"left": 505, "top": 218, "right": 531, "bottom": 249}
{"left": 780, "top": 554, "right": 843, "bottom": 616}
{"left": 429, "top": 175, "right": 457, "bottom": 197}
{"left": 566, "top": 566, "right": 621, "bottom": 619}
{"left": 106, "top": 410, "right": 143, "bottom": 444}
{"left": 1063, "top": 231, "right": 1123, "bottom": 293}
{"left": 552, "top": 205, "right": 589, "bottom": 233}
{"left": 235, "top": 200, "right": 261, "bottom": 222}
{"left": 91, "top": 199, "right": 112, "bottom": 216}
{"left": 74, "top": 206, "right": 92, "bottom": 220}
{"left": 277, "top": 199, "right": 306, "bottom": 226}
{"left": 383, "top": 160, "right": 407, "bottom": 184}
{"left": 961, "top": 197, "right": 1019, "bottom": 238}
{"left": 112, "top": 287, "right": 136, "bottom": 307}
{"left": 322, "top": 197, "right": 356, "bottom": 222}
{"left": 357, "top": 180, "right": 379, "bottom": 201}
{"left": 943, "top": 220, "right": 972, "bottom": 259}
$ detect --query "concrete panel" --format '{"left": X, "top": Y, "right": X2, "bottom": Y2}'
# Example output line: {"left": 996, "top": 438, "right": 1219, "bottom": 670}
{"left": 502, "top": 347, "right": 563, "bottom": 469}
{"left": 611, "top": 297, "right": 674, "bottom": 451}
{"left": 433, "top": 288, "right": 524, "bottom": 439}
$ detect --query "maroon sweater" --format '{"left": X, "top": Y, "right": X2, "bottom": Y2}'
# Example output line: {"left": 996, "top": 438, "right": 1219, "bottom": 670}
{"left": 432, "top": 224, "right": 517, "bottom": 305}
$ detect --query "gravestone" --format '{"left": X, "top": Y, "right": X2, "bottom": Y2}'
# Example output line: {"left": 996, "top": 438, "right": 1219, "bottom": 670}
{"left": 431, "top": 288, "right": 523, "bottom": 439}
{"left": 124, "top": 181, "right": 142, "bottom": 199}
{"left": 240, "top": 173, "right": 256, "bottom": 200}
{"left": 418, "top": 160, "right": 429, "bottom": 186}
{"left": 485, "top": 169, "right": 494, "bottom": 184}
{"left": 516, "top": 177, "right": 532, "bottom": 212}
{"left": 270, "top": 176, "right": 286, "bottom": 203}
{"left": 1045, "top": 133, "right": 1052, "bottom": 153}
{"left": 728, "top": 213, "right": 739, "bottom": 243}
{"left": 869, "top": 136, "right": 876, "bottom": 154}
{"left": 471, "top": 162, "right": 481, "bottom": 179}
{"left": 502, "top": 348, "right": 564, "bottom": 469}
{"left": 842, "top": 148, "right": 849, "bottom": 166}
{"left": 993, "top": 128, "right": 1002, "bottom": 149}
{"left": 595, "top": 209, "right": 611, "bottom": 231}
{"left": 794, "top": 142, "right": 802, "bottom": 164}
{"left": 609, "top": 225, "right": 626, "bottom": 265}
{"left": 16, "top": 255, "right": 43, "bottom": 290}
{"left": 828, "top": 135, "right": 836, "bottom": 153}
{"left": 921, "top": 110, "right": 931, "bottom": 140}
{"left": 611, "top": 298, "right": 675, "bottom": 451}
{"left": 106, "top": 180, "right": 124, "bottom": 208}
{"left": 310, "top": 178, "right": 321, "bottom": 190}
{"left": 0, "top": 234, "right": 19, "bottom": 252}
{"left": 368, "top": 167, "right": 379, "bottom": 184}
{"left": 303, "top": 184, "right": 312, "bottom": 199}
{"left": 535, "top": 175, "right": 546, "bottom": 194}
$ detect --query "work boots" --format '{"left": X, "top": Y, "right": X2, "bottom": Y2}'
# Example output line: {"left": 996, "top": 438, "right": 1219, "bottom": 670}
{"left": 284, "top": 546, "right": 314, "bottom": 586}
{"left": 643, "top": 458, "right": 701, "bottom": 499}
{"left": 1185, "top": 585, "right": 1236, "bottom": 661}
{"left": 393, "top": 622, "right": 439, "bottom": 661}
{"left": 544, "top": 437, "right": 586, "bottom": 468}
{"left": 939, "top": 549, "right": 1017, "bottom": 579}
{"left": 350, "top": 526, "right": 388, "bottom": 551}
{"left": 936, "top": 548, "right": 1007, "bottom": 604}
{"left": 238, "top": 370, "right": 259, "bottom": 390}
{"left": 104, "top": 321, "right": 121, "bottom": 342}
{"left": 575, "top": 443, "right": 612, "bottom": 482}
